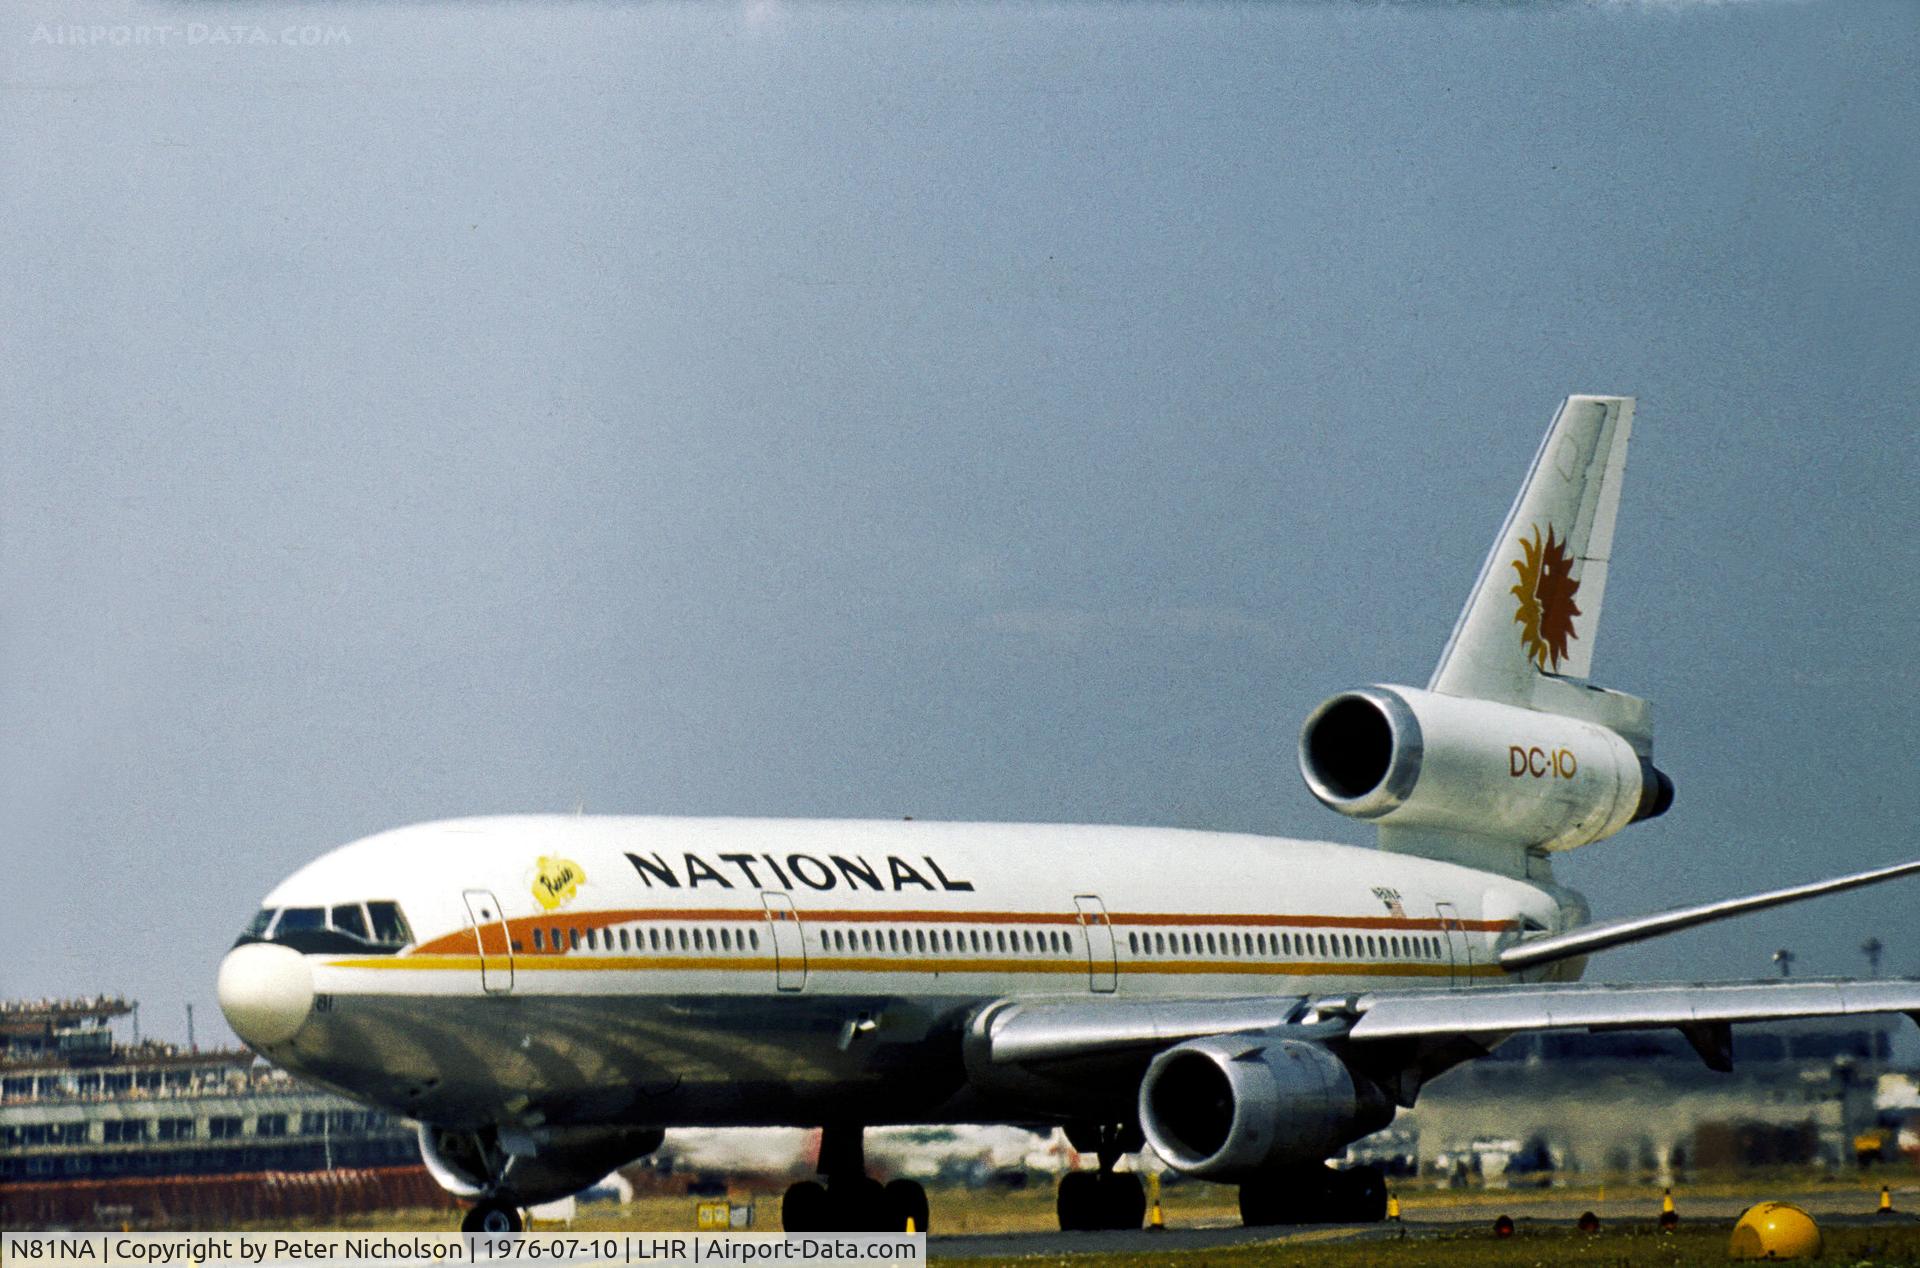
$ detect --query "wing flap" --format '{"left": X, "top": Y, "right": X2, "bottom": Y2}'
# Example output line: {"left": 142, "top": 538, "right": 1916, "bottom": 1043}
{"left": 976, "top": 978, "right": 1920, "bottom": 1066}
{"left": 1344, "top": 977, "right": 1920, "bottom": 1041}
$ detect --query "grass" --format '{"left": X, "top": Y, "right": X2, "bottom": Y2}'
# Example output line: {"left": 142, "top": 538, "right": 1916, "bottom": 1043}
{"left": 236, "top": 1173, "right": 1920, "bottom": 1265}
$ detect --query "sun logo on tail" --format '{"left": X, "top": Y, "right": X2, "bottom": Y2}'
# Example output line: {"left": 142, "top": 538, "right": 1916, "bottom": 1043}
{"left": 1511, "top": 523, "right": 1581, "bottom": 671}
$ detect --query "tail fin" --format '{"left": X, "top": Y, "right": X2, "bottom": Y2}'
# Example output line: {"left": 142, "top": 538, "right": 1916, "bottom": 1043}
{"left": 1429, "top": 396, "right": 1634, "bottom": 706}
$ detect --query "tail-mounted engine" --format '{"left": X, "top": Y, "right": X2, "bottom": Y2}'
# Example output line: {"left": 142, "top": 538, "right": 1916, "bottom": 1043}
{"left": 1299, "top": 685, "right": 1672, "bottom": 853}
{"left": 1137, "top": 1033, "right": 1393, "bottom": 1181}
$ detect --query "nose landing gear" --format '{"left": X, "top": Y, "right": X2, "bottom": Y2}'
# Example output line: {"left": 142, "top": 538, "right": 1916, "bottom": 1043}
{"left": 1056, "top": 1122, "right": 1147, "bottom": 1231}
{"left": 780, "top": 1124, "right": 929, "bottom": 1233}
{"left": 460, "top": 1199, "right": 524, "bottom": 1233}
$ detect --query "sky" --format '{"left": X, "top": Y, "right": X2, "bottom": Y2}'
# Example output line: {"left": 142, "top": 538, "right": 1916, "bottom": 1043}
{"left": 3, "top": 0, "right": 1917, "bottom": 1052}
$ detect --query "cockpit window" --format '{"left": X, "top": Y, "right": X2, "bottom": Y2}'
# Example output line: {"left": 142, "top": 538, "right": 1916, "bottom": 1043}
{"left": 243, "top": 909, "right": 276, "bottom": 937}
{"left": 367, "top": 902, "right": 413, "bottom": 947}
{"left": 275, "top": 907, "right": 325, "bottom": 935}
{"left": 330, "top": 904, "right": 370, "bottom": 941}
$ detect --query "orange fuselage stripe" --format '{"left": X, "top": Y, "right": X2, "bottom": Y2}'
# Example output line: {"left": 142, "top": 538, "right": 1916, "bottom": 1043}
{"left": 414, "top": 907, "right": 1511, "bottom": 957}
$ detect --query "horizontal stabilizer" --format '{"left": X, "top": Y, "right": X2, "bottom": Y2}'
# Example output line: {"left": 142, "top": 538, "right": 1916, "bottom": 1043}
{"left": 1497, "top": 857, "right": 1920, "bottom": 971}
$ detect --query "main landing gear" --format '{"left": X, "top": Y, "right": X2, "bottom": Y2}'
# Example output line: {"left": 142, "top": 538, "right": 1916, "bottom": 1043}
{"left": 781, "top": 1125, "right": 929, "bottom": 1233}
{"left": 1056, "top": 1123, "right": 1147, "bottom": 1232}
{"left": 1238, "top": 1163, "right": 1387, "bottom": 1226}
{"left": 460, "top": 1199, "right": 524, "bottom": 1232}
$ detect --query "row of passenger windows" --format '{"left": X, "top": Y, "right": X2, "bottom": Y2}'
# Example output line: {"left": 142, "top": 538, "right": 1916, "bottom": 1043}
{"left": 1127, "top": 929, "right": 1445, "bottom": 961}
{"left": 527, "top": 924, "right": 762, "bottom": 954}
{"left": 518, "top": 921, "right": 1440, "bottom": 964}
{"left": 820, "top": 926, "right": 1071, "bottom": 956}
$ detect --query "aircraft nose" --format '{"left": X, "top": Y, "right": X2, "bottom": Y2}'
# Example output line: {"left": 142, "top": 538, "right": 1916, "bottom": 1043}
{"left": 217, "top": 942, "right": 315, "bottom": 1048}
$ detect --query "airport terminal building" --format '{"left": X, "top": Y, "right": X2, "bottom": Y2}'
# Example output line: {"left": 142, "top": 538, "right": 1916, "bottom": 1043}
{"left": 0, "top": 996, "right": 437, "bottom": 1226}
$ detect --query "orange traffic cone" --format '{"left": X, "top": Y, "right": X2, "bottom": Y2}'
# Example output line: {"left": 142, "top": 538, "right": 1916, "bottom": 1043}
{"left": 1878, "top": 1185, "right": 1894, "bottom": 1216}
{"left": 1146, "top": 1172, "right": 1166, "bottom": 1231}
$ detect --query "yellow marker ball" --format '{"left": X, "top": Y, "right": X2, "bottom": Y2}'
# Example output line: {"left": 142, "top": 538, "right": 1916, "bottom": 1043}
{"left": 1728, "top": 1202, "right": 1822, "bottom": 1261}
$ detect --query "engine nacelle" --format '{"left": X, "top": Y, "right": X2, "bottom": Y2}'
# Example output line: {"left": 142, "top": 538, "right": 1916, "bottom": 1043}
{"left": 418, "top": 1123, "right": 665, "bottom": 1206}
{"left": 1299, "top": 685, "right": 1672, "bottom": 852}
{"left": 1137, "top": 1033, "right": 1391, "bottom": 1180}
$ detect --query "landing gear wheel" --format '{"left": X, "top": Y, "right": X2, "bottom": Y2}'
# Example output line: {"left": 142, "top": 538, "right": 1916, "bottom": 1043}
{"left": 1057, "top": 1170, "right": 1103, "bottom": 1231}
{"left": 1095, "top": 1172, "right": 1146, "bottom": 1230}
{"left": 1057, "top": 1170, "right": 1144, "bottom": 1230}
{"left": 1333, "top": 1165, "right": 1387, "bottom": 1222}
{"left": 1238, "top": 1168, "right": 1319, "bottom": 1227}
{"left": 782, "top": 1180, "right": 829, "bottom": 1232}
{"left": 833, "top": 1176, "right": 892, "bottom": 1231}
{"left": 884, "top": 1178, "right": 930, "bottom": 1233}
{"left": 461, "top": 1200, "right": 523, "bottom": 1233}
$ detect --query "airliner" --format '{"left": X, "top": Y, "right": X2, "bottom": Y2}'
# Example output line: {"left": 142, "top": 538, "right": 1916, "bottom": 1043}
{"left": 218, "top": 396, "right": 1920, "bottom": 1234}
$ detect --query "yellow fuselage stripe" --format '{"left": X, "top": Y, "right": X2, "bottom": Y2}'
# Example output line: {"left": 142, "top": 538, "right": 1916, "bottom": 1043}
{"left": 327, "top": 955, "right": 1503, "bottom": 978}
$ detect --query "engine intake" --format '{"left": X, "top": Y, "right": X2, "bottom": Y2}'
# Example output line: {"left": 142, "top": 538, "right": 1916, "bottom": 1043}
{"left": 1299, "top": 685, "right": 1671, "bottom": 852}
{"left": 1137, "top": 1033, "right": 1391, "bottom": 1180}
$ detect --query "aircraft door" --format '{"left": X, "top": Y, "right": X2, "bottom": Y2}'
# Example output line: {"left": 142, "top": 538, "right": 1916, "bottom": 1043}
{"left": 761, "top": 892, "right": 807, "bottom": 992}
{"left": 1435, "top": 901, "right": 1471, "bottom": 987}
{"left": 1073, "top": 896, "right": 1118, "bottom": 993}
{"left": 461, "top": 889, "right": 514, "bottom": 995}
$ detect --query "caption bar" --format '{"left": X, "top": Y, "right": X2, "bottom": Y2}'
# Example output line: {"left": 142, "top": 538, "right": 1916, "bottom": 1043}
{"left": 1, "top": 1234, "right": 923, "bottom": 1268}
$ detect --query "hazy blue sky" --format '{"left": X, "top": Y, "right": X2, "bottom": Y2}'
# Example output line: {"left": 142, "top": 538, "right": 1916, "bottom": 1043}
{"left": 4, "top": 1, "right": 1917, "bottom": 1049}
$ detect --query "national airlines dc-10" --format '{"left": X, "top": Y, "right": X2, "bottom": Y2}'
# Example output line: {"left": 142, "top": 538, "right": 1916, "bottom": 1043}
{"left": 217, "top": 396, "right": 1920, "bottom": 1233}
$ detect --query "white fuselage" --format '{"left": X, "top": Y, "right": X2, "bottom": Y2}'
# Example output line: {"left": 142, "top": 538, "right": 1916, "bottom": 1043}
{"left": 230, "top": 816, "right": 1577, "bottom": 1132}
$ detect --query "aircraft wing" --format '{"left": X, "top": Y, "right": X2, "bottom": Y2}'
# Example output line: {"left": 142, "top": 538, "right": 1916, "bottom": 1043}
{"left": 976, "top": 977, "right": 1920, "bottom": 1068}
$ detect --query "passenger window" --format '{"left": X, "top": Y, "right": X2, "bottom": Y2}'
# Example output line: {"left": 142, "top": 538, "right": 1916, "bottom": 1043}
{"left": 970, "top": 931, "right": 981, "bottom": 952}
{"left": 1128, "top": 932, "right": 1138, "bottom": 954}
{"left": 569, "top": 929, "right": 580, "bottom": 951}
{"left": 678, "top": 929, "right": 689, "bottom": 951}
{"left": 648, "top": 929, "right": 660, "bottom": 951}
{"left": 619, "top": 928, "right": 630, "bottom": 951}
{"left": 532, "top": 929, "right": 544, "bottom": 950}
{"left": 585, "top": 928, "right": 597, "bottom": 951}
{"left": 943, "top": 930, "right": 954, "bottom": 952}
{"left": 915, "top": 930, "right": 927, "bottom": 953}
{"left": 330, "top": 905, "right": 370, "bottom": 941}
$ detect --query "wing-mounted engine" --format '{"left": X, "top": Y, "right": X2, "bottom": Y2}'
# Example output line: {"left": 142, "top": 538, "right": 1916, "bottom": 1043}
{"left": 1136, "top": 1032, "right": 1393, "bottom": 1181}
{"left": 1299, "top": 685, "right": 1672, "bottom": 854}
{"left": 418, "top": 1123, "right": 665, "bottom": 1206}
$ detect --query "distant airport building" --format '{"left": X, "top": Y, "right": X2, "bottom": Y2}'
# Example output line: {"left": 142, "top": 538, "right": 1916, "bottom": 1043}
{"left": 1, "top": 996, "right": 445, "bottom": 1228}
